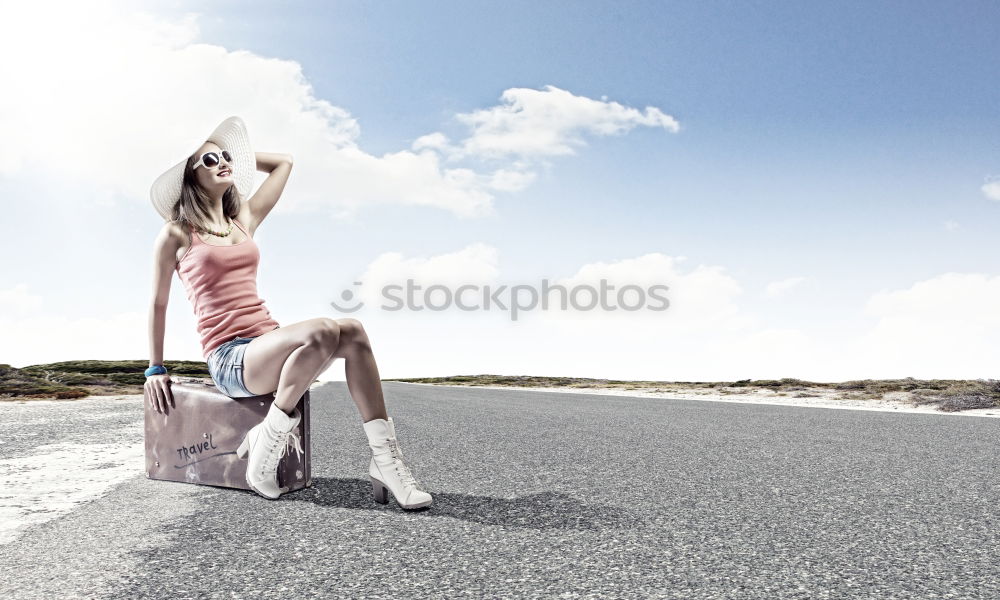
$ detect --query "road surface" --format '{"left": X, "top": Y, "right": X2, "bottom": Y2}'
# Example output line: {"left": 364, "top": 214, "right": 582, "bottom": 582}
{"left": 1, "top": 382, "right": 997, "bottom": 599}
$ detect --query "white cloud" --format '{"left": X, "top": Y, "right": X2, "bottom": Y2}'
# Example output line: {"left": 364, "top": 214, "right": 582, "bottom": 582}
{"left": 337, "top": 249, "right": 805, "bottom": 380}
{"left": 982, "top": 179, "right": 1000, "bottom": 202}
{"left": 486, "top": 167, "right": 538, "bottom": 192}
{"left": 412, "top": 132, "right": 451, "bottom": 153}
{"left": 344, "top": 248, "right": 749, "bottom": 331}
{"left": 542, "top": 253, "right": 755, "bottom": 332}
{"left": 350, "top": 243, "right": 501, "bottom": 310}
{"left": 854, "top": 272, "right": 1000, "bottom": 378}
{"left": 447, "top": 85, "right": 680, "bottom": 160}
{"left": 943, "top": 220, "right": 959, "bottom": 231}
{"left": 365, "top": 243, "right": 501, "bottom": 285}
{"left": 0, "top": 2, "right": 676, "bottom": 220}
{"left": 764, "top": 276, "right": 808, "bottom": 298}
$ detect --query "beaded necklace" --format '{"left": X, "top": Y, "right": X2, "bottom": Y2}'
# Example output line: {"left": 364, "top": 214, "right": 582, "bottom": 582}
{"left": 198, "top": 218, "right": 234, "bottom": 238}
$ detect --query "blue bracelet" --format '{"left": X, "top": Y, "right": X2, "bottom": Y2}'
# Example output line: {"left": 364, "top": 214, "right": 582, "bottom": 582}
{"left": 145, "top": 365, "right": 168, "bottom": 377}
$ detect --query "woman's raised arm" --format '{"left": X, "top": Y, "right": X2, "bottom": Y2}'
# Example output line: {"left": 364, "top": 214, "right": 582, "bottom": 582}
{"left": 244, "top": 152, "right": 293, "bottom": 233}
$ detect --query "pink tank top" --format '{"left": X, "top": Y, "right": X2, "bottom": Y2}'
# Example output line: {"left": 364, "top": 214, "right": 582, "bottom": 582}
{"left": 176, "top": 217, "right": 280, "bottom": 360}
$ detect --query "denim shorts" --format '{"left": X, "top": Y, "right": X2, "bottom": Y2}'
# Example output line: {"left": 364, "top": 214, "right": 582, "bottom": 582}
{"left": 207, "top": 336, "right": 257, "bottom": 397}
{"left": 206, "top": 325, "right": 280, "bottom": 398}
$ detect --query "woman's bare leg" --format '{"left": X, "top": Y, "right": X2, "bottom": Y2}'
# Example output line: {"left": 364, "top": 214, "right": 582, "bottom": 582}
{"left": 240, "top": 317, "right": 387, "bottom": 421}
{"left": 329, "top": 318, "right": 388, "bottom": 422}
{"left": 241, "top": 318, "right": 340, "bottom": 413}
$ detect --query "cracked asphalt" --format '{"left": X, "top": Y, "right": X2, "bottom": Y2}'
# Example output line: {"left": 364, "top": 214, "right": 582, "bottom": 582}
{"left": 1, "top": 381, "right": 998, "bottom": 599}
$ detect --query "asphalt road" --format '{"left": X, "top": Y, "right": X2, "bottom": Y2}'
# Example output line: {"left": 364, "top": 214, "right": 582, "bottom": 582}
{"left": 1, "top": 382, "right": 998, "bottom": 599}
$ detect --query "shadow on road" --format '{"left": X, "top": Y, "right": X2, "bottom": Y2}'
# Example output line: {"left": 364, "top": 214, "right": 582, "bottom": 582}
{"left": 281, "top": 476, "right": 646, "bottom": 531}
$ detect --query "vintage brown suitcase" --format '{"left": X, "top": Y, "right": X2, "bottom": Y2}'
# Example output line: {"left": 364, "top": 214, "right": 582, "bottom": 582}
{"left": 144, "top": 377, "right": 313, "bottom": 493}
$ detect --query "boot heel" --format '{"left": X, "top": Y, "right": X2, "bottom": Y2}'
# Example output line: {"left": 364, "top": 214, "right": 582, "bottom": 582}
{"left": 370, "top": 476, "right": 389, "bottom": 504}
{"left": 236, "top": 435, "right": 250, "bottom": 459}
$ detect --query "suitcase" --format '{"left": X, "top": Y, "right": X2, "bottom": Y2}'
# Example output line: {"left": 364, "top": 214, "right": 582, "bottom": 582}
{"left": 144, "top": 377, "right": 313, "bottom": 493}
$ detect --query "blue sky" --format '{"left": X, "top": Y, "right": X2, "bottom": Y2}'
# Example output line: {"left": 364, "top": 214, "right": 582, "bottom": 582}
{"left": 1, "top": 0, "right": 998, "bottom": 380}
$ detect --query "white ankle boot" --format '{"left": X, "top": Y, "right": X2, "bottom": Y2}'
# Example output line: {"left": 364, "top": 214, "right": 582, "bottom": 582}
{"left": 236, "top": 402, "right": 304, "bottom": 499}
{"left": 363, "top": 417, "right": 433, "bottom": 509}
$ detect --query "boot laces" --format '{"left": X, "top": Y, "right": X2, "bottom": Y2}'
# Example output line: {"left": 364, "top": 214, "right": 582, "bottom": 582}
{"left": 261, "top": 428, "right": 304, "bottom": 476}
{"left": 387, "top": 438, "right": 419, "bottom": 488}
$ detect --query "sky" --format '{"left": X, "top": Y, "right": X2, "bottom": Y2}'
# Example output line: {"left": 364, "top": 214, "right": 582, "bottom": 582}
{"left": 1, "top": 0, "right": 998, "bottom": 382}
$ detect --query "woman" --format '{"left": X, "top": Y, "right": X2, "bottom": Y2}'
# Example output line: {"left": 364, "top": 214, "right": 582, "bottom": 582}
{"left": 143, "top": 116, "right": 432, "bottom": 509}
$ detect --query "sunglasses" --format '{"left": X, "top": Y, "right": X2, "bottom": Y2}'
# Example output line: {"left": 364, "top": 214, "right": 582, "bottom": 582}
{"left": 193, "top": 149, "right": 233, "bottom": 170}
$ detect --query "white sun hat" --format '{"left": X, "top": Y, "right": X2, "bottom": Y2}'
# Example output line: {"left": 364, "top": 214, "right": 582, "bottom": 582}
{"left": 149, "top": 115, "right": 255, "bottom": 222}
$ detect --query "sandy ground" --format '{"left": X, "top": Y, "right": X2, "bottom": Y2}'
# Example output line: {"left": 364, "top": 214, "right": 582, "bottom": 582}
{"left": 398, "top": 382, "right": 1000, "bottom": 418}
{"left": 0, "top": 394, "right": 146, "bottom": 545}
